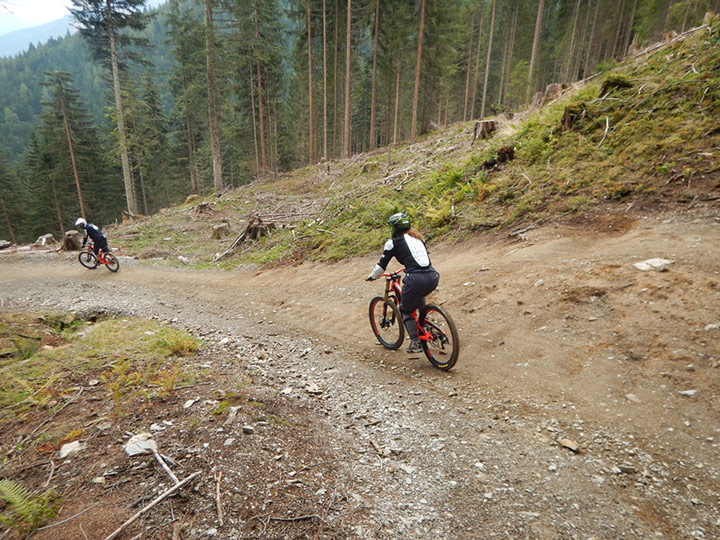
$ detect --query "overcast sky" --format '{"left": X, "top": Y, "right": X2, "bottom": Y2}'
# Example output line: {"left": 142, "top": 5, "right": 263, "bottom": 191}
{"left": 0, "top": 0, "right": 73, "bottom": 34}
{"left": 0, "top": 0, "right": 164, "bottom": 35}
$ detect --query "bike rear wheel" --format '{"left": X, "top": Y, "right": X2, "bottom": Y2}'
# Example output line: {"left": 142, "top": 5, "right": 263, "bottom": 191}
{"left": 420, "top": 304, "right": 459, "bottom": 371}
{"left": 103, "top": 253, "right": 119, "bottom": 272}
{"left": 78, "top": 251, "right": 98, "bottom": 269}
{"left": 369, "top": 296, "right": 404, "bottom": 350}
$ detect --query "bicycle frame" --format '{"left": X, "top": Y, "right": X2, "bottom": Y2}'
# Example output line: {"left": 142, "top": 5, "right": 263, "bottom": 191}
{"left": 380, "top": 269, "right": 432, "bottom": 342}
{"left": 85, "top": 242, "right": 109, "bottom": 264}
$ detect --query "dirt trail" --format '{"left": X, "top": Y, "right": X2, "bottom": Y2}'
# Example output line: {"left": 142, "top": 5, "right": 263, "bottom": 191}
{"left": 1, "top": 208, "right": 719, "bottom": 539}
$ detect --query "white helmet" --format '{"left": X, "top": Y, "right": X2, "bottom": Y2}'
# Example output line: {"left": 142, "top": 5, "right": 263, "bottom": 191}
{"left": 75, "top": 217, "right": 87, "bottom": 228}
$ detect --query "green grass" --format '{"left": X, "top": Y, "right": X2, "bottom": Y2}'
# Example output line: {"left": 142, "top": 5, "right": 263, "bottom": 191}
{"left": 0, "top": 314, "right": 200, "bottom": 420}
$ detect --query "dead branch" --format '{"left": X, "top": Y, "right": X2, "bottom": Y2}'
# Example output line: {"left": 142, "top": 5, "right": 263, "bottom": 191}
{"left": 44, "top": 460, "right": 55, "bottom": 488}
{"left": 215, "top": 471, "right": 224, "bottom": 527}
{"left": 103, "top": 472, "right": 201, "bottom": 540}
{"left": 598, "top": 117, "right": 610, "bottom": 147}
{"left": 153, "top": 449, "right": 179, "bottom": 485}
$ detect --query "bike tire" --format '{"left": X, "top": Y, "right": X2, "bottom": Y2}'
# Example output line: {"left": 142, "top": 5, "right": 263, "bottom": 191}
{"left": 78, "top": 251, "right": 98, "bottom": 269}
{"left": 368, "top": 296, "right": 405, "bottom": 350}
{"left": 103, "top": 253, "right": 120, "bottom": 272}
{"left": 420, "top": 304, "right": 459, "bottom": 371}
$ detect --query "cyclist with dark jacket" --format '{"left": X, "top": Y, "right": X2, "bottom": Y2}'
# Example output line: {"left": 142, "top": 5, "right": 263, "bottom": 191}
{"left": 367, "top": 212, "right": 439, "bottom": 353}
{"left": 75, "top": 218, "right": 109, "bottom": 256}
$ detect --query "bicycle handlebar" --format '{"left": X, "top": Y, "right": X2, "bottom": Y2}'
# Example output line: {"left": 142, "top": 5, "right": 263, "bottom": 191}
{"left": 380, "top": 267, "right": 405, "bottom": 279}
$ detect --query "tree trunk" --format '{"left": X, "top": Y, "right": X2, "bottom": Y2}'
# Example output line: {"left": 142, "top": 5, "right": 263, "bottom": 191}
{"left": 50, "top": 176, "right": 64, "bottom": 237}
{"left": 307, "top": 0, "right": 315, "bottom": 164}
{"left": 393, "top": 59, "right": 401, "bottom": 144}
{"left": 0, "top": 199, "right": 16, "bottom": 245}
{"left": 583, "top": 0, "right": 600, "bottom": 77}
{"left": 622, "top": 0, "right": 638, "bottom": 57}
{"left": 369, "top": 0, "right": 379, "bottom": 150}
{"left": 463, "top": 10, "right": 476, "bottom": 121}
{"left": 609, "top": 0, "right": 625, "bottom": 60}
{"left": 332, "top": 0, "right": 339, "bottom": 158}
{"left": 470, "top": 10, "right": 484, "bottom": 120}
{"left": 564, "top": 0, "right": 581, "bottom": 82}
{"left": 528, "top": 0, "right": 545, "bottom": 101}
{"left": 177, "top": 38, "right": 201, "bottom": 194}
{"left": 205, "top": 0, "right": 224, "bottom": 194}
{"left": 574, "top": 0, "right": 592, "bottom": 79}
{"left": 480, "top": 0, "right": 496, "bottom": 118}
{"left": 342, "top": 0, "right": 351, "bottom": 158}
{"left": 322, "top": 0, "right": 328, "bottom": 160}
{"left": 59, "top": 88, "right": 85, "bottom": 220}
{"left": 410, "top": 0, "right": 425, "bottom": 141}
{"left": 254, "top": 1, "right": 268, "bottom": 172}
{"left": 500, "top": 3, "right": 518, "bottom": 106}
{"left": 107, "top": 2, "right": 137, "bottom": 215}
{"left": 249, "top": 65, "right": 260, "bottom": 177}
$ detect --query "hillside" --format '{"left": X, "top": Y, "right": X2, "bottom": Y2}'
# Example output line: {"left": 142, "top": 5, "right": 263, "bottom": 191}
{"left": 0, "top": 20, "right": 719, "bottom": 540}
{"left": 109, "top": 19, "right": 720, "bottom": 269}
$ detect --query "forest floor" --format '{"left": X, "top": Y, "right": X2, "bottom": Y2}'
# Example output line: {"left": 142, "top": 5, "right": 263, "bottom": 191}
{"left": 1, "top": 204, "right": 719, "bottom": 539}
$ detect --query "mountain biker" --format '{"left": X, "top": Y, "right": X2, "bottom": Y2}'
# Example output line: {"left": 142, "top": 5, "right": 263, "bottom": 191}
{"left": 75, "top": 217, "right": 110, "bottom": 257}
{"left": 366, "top": 212, "right": 439, "bottom": 353}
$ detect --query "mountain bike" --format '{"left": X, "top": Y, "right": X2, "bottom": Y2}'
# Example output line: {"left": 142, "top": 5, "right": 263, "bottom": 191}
{"left": 368, "top": 268, "right": 459, "bottom": 371}
{"left": 78, "top": 242, "right": 119, "bottom": 272}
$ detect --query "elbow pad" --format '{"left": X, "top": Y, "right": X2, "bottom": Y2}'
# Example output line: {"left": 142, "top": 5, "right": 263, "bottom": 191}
{"left": 369, "top": 264, "right": 384, "bottom": 280}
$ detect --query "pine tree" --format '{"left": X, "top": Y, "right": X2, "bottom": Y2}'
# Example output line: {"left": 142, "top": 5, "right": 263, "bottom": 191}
{"left": 204, "top": 0, "right": 224, "bottom": 193}
{"left": 69, "top": 0, "right": 151, "bottom": 216}
{"left": 166, "top": 0, "right": 206, "bottom": 196}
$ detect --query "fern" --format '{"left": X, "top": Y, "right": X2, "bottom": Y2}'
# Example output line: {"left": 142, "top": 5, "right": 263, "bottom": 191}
{"left": 0, "top": 479, "right": 59, "bottom": 534}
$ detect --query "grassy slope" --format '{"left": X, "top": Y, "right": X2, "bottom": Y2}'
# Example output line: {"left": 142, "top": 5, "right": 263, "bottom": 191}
{"left": 112, "top": 19, "right": 720, "bottom": 268}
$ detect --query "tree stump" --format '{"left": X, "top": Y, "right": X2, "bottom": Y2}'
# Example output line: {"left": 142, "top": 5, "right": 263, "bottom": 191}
{"left": 471, "top": 120, "right": 497, "bottom": 145}
{"left": 211, "top": 222, "right": 232, "bottom": 239}
{"left": 63, "top": 231, "right": 83, "bottom": 251}
{"left": 561, "top": 103, "right": 587, "bottom": 131}
{"left": 192, "top": 202, "right": 215, "bottom": 217}
{"left": 34, "top": 234, "right": 56, "bottom": 247}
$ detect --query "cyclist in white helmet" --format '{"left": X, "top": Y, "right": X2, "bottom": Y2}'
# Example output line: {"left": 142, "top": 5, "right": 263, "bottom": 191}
{"left": 367, "top": 212, "right": 439, "bottom": 353}
{"left": 75, "top": 217, "right": 110, "bottom": 256}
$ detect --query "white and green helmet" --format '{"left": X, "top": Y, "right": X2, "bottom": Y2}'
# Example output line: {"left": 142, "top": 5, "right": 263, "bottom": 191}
{"left": 387, "top": 212, "right": 411, "bottom": 236}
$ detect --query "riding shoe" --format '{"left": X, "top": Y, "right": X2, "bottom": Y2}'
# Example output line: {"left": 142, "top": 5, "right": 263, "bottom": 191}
{"left": 406, "top": 339, "right": 422, "bottom": 353}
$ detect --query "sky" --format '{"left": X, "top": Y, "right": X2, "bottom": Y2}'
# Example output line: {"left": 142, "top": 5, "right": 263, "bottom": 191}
{"left": 0, "top": 0, "right": 164, "bottom": 35}
{"left": 0, "top": 0, "right": 73, "bottom": 35}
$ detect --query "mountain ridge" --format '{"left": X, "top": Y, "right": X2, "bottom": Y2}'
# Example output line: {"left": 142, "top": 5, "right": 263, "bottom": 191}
{"left": 0, "top": 15, "right": 75, "bottom": 58}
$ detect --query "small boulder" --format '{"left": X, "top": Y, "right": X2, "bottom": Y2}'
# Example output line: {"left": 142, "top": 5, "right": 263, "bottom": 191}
{"left": 59, "top": 440, "right": 85, "bottom": 459}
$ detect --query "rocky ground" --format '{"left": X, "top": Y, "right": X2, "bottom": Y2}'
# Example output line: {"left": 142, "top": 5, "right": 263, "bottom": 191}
{"left": 1, "top": 206, "right": 719, "bottom": 539}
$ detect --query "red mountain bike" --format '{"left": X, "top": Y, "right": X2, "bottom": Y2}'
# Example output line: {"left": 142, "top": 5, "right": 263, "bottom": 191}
{"left": 78, "top": 242, "right": 119, "bottom": 272}
{"left": 368, "top": 268, "right": 459, "bottom": 371}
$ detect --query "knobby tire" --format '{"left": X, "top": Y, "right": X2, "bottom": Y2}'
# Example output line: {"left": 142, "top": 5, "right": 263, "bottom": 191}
{"left": 78, "top": 251, "right": 98, "bottom": 269}
{"left": 368, "top": 296, "right": 404, "bottom": 350}
{"left": 421, "top": 304, "right": 459, "bottom": 371}
{"left": 103, "top": 253, "right": 119, "bottom": 272}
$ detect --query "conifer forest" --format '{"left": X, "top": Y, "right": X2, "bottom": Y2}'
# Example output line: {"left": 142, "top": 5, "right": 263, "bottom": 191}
{"left": 0, "top": 0, "right": 717, "bottom": 244}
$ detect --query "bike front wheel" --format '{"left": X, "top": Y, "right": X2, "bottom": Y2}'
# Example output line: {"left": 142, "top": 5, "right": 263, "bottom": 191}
{"left": 103, "top": 253, "right": 119, "bottom": 272}
{"left": 78, "top": 251, "right": 98, "bottom": 269}
{"left": 369, "top": 296, "right": 405, "bottom": 350}
{"left": 421, "top": 304, "right": 459, "bottom": 371}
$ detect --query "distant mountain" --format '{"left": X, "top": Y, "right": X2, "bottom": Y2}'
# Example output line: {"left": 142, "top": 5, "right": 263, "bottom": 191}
{"left": 0, "top": 15, "right": 75, "bottom": 58}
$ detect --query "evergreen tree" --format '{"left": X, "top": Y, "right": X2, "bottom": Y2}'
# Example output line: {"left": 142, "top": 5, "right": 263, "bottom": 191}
{"left": 70, "top": 0, "right": 151, "bottom": 216}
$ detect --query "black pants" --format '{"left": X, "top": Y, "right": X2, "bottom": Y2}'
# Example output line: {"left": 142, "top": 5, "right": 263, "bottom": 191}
{"left": 92, "top": 237, "right": 109, "bottom": 255}
{"left": 401, "top": 269, "right": 439, "bottom": 340}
